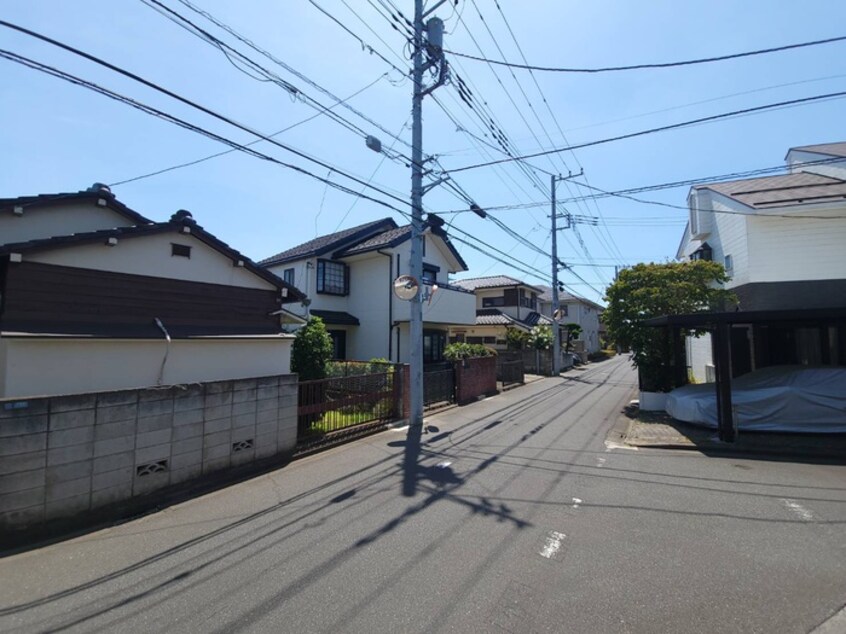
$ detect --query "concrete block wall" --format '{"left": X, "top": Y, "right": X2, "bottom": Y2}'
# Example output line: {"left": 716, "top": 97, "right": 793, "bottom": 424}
{"left": 0, "top": 374, "right": 297, "bottom": 535}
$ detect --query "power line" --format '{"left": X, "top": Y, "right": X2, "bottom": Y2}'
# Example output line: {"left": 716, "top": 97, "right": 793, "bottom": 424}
{"left": 0, "top": 48, "right": 414, "bottom": 217}
{"left": 110, "top": 73, "right": 388, "bottom": 187}
{"left": 445, "top": 90, "right": 846, "bottom": 174}
{"left": 444, "top": 33, "right": 846, "bottom": 73}
{"left": 0, "top": 19, "right": 415, "bottom": 208}
{"left": 147, "top": 0, "right": 414, "bottom": 154}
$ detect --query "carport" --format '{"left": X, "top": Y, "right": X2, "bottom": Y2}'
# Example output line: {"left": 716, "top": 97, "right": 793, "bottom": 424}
{"left": 645, "top": 307, "right": 846, "bottom": 442}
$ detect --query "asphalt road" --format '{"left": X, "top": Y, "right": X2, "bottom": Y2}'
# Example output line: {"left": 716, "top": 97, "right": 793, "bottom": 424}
{"left": 1, "top": 355, "right": 845, "bottom": 633}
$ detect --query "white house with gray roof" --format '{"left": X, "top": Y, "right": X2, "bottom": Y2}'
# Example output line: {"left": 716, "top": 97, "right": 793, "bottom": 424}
{"left": 536, "top": 285, "right": 604, "bottom": 354}
{"left": 676, "top": 141, "right": 846, "bottom": 382}
{"left": 448, "top": 275, "right": 550, "bottom": 347}
{"left": 260, "top": 217, "right": 475, "bottom": 364}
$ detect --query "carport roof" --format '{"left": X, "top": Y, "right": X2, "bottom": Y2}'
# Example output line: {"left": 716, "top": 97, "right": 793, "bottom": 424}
{"left": 645, "top": 306, "right": 846, "bottom": 328}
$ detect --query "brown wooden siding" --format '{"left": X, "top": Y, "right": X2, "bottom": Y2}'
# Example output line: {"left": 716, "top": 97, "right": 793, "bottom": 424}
{"left": 1, "top": 262, "right": 283, "bottom": 337}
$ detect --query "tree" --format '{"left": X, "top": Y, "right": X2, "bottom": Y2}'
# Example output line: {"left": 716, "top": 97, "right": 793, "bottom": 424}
{"left": 528, "top": 325, "right": 553, "bottom": 350}
{"left": 603, "top": 261, "right": 734, "bottom": 392}
{"left": 506, "top": 326, "right": 529, "bottom": 350}
{"left": 291, "top": 316, "right": 334, "bottom": 381}
{"left": 564, "top": 323, "right": 582, "bottom": 353}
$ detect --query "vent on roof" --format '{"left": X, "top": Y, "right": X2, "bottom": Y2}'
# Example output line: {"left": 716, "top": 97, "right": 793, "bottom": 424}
{"left": 171, "top": 209, "right": 195, "bottom": 223}
{"left": 172, "top": 243, "right": 192, "bottom": 258}
{"left": 87, "top": 182, "right": 112, "bottom": 195}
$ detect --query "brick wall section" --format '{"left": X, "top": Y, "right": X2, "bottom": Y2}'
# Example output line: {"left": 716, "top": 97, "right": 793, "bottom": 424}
{"left": 0, "top": 374, "right": 297, "bottom": 535}
{"left": 455, "top": 356, "right": 498, "bottom": 405}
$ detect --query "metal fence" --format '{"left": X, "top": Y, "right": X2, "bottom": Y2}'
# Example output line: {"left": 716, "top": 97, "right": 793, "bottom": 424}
{"left": 297, "top": 367, "right": 401, "bottom": 448}
{"left": 423, "top": 362, "right": 456, "bottom": 410}
{"left": 496, "top": 352, "right": 525, "bottom": 388}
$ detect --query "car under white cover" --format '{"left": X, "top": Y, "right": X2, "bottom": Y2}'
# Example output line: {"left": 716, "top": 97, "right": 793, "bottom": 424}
{"left": 666, "top": 365, "right": 846, "bottom": 433}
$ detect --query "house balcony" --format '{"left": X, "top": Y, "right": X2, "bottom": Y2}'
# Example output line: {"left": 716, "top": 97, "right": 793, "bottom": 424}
{"left": 395, "top": 282, "right": 477, "bottom": 326}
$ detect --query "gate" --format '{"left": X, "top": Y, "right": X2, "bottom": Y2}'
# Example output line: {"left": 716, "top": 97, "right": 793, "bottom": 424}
{"left": 423, "top": 362, "right": 456, "bottom": 410}
{"left": 496, "top": 352, "right": 525, "bottom": 388}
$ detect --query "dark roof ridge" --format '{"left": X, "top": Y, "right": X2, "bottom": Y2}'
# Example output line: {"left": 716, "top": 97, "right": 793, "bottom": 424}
{"left": 0, "top": 186, "right": 152, "bottom": 225}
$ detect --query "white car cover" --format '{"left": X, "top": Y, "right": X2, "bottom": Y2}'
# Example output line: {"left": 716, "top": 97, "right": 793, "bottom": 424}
{"left": 666, "top": 366, "right": 846, "bottom": 432}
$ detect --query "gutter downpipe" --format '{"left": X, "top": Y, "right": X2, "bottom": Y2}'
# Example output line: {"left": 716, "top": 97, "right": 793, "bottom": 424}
{"left": 378, "top": 250, "right": 394, "bottom": 361}
{"left": 154, "top": 317, "right": 171, "bottom": 385}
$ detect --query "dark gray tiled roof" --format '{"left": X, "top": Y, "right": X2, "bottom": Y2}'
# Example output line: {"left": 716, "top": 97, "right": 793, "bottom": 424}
{"left": 696, "top": 172, "right": 846, "bottom": 209}
{"left": 260, "top": 218, "right": 396, "bottom": 266}
{"left": 335, "top": 225, "right": 411, "bottom": 256}
{"left": 475, "top": 308, "right": 520, "bottom": 327}
{"left": 453, "top": 275, "right": 544, "bottom": 292}
{"left": 791, "top": 142, "right": 846, "bottom": 158}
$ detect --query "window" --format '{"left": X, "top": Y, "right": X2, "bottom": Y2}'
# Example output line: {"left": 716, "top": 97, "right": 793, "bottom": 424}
{"left": 724, "top": 254, "right": 733, "bottom": 272}
{"left": 518, "top": 289, "right": 537, "bottom": 309}
{"left": 422, "top": 263, "right": 439, "bottom": 284}
{"left": 691, "top": 243, "right": 713, "bottom": 262}
{"left": 171, "top": 243, "right": 191, "bottom": 258}
{"left": 423, "top": 330, "right": 447, "bottom": 363}
{"left": 316, "top": 259, "right": 349, "bottom": 295}
{"left": 283, "top": 268, "right": 295, "bottom": 285}
{"left": 689, "top": 193, "right": 699, "bottom": 235}
{"left": 482, "top": 296, "right": 505, "bottom": 307}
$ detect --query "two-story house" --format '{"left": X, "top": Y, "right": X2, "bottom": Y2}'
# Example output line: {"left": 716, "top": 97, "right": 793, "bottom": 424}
{"left": 448, "top": 275, "right": 552, "bottom": 348}
{"left": 676, "top": 141, "right": 846, "bottom": 381}
{"left": 260, "top": 217, "right": 476, "bottom": 363}
{"left": 0, "top": 183, "right": 304, "bottom": 398}
{"left": 536, "top": 285, "right": 603, "bottom": 354}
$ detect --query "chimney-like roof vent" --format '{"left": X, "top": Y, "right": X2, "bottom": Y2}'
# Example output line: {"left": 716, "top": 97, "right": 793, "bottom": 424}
{"left": 87, "top": 182, "right": 112, "bottom": 194}
{"left": 171, "top": 209, "right": 195, "bottom": 223}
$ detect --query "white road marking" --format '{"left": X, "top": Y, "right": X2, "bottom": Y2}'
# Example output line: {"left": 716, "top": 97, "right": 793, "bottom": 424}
{"left": 596, "top": 457, "right": 607, "bottom": 468}
{"left": 435, "top": 461, "right": 452, "bottom": 469}
{"left": 572, "top": 497, "right": 582, "bottom": 509}
{"left": 539, "top": 531, "right": 566, "bottom": 559}
{"left": 782, "top": 499, "right": 815, "bottom": 522}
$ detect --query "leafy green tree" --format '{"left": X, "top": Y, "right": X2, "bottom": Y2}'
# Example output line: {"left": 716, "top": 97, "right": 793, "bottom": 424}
{"left": 603, "top": 261, "right": 734, "bottom": 391}
{"left": 291, "top": 316, "right": 334, "bottom": 381}
{"left": 564, "top": 323, "right": 582, "bottom": 353}
{"left": 506, "top": 327, "right": 529, "bottom": 350}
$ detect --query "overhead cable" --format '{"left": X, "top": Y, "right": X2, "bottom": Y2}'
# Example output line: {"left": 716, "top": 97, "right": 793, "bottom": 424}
{"left": 444, "top": 33, "right": 846, "bottom": 73}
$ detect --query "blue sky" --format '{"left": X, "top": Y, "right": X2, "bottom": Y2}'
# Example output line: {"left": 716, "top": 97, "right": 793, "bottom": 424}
{"left": 3, "top": 0, "right": 846, "bottom": 303}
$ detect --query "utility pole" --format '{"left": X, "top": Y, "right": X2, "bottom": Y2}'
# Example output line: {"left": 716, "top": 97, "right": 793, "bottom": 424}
{"left": 550, "top": 171, "right": 583, "bottom": 375}
{"left": 551, "top": 174, "right": 561, "bottom": 376}
{"left": 409, "top": 0, "right": 448, "bottom": 428}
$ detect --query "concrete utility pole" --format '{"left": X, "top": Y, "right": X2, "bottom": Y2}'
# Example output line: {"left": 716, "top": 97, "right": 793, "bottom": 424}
{"left": 409, "top": 0, "right": 448, "bottom": 428}
{"left": 550, "top": 171, "right": 583, "bottom": 375}
{"left": 551, "top": 174, "right": 561, "bottom": 375}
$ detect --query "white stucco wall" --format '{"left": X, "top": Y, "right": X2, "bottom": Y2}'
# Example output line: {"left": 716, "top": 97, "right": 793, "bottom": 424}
{"left": 686, "top": 333, "right": 713, "bottom": 384}
{"left": 746, "top": 209, "right": 846, "bottom": 283}
{"left": 1, "top": 202, "right": 136, "bottom": 247}
{"left": 786, "top": 150, "right": 846, "bottom": 180}
{"left": 0, "top": 336, "right": 293, "bottom": 399}
{"left": 27, "top": 231, "right": 276, "bottom": 290}
{"left": 347, "top": 254, "right": 392, "bottom": 360}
